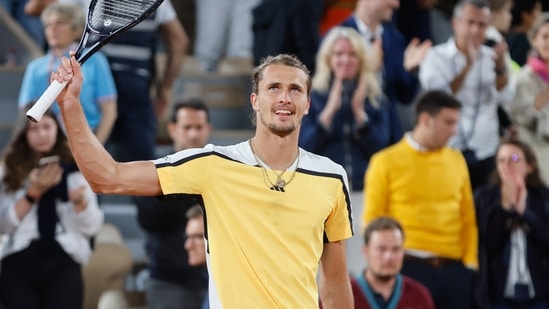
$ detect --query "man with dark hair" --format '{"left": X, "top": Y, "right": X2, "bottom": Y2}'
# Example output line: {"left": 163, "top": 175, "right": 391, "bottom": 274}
{"left": 135, "top": 98, "right": 211, "bottom": 309}
{"left": 352, "top": 217, "right": 434, "bottom": 309}
{"left": 364, "top": 90, "right": 478, "bottom": 309}
{"left": 419, "top": 0, "right": 515, "bottom": 190}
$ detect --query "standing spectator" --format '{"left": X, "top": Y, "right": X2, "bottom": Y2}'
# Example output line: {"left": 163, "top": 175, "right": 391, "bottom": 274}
{"left": 104, "top": 0, "right": 187, "bottom": 162}
{"left": 419, "top": 0, "right": 515, "bottom": 190}
{"left": 339, "top": 0, "right": 431, "bottom": 132}
{"left": 506, "top": 0, "right": 542, "bottom": 67}
{"left": 351, "top": 217, "right": 435, "bottom": 309}
{"left": 511, "top": 13, "right": 549, "bottom": 183}
{"left": 53, "top": 53, "right": 354, "bottom": 308}
{"left": 299, "top": 26, "right": 398, "bottom": 191}
{"left": 252, "top": 0, "right": 322, "bottom": 74}
{"left": 475, "top": 138, "right": 549, "bottom": 309}
{"left": 184, "top": 205, "right": 209, "bottom": 309}
{"left": 135, "top": 99, "right": 211, "bottom": 309}
{"left": 18, "top": 3, "right": 117, "bottom": 145}
{"left": 0, "top": 108, "right": 103, "bottom": 308}
{"left": 364, "top": 90, "right": 477, "bottom": 309}
{"left": 195, "top": 0, "right": 260, "bottom": 72}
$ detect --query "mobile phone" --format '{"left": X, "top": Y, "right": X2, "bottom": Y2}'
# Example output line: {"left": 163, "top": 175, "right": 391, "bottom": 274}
{"left": 38, "top": 155, "right": 60, "bottom": 167}
{"left": 484, "top": 38, "right": 497, "bottom": 48}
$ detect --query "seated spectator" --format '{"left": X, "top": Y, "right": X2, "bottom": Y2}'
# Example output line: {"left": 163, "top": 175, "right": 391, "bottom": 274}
{"left": 511, "top": 13, "right": 549, "bottom": 183}
{"left": 18, "top": 2, "right": 117, "bottom": 145}
{"left": 351, "top": 217, "right": 434, "bottom": 309}
{"left": 184, "top": 205, "right": 208, "bottom": 309}
{"left": 0, "top": 0, "right": 45, "bottom": 47}
{"left": 0, "top": 107, "right": 103, "bottom": 308}
{"left": 299, "top": 26, "right": 398, "bottom": 191}
{"left": 364, "top": 90, "right": 477, "bottom": 309}
{"left": 475, "top": 138, "right": 549, "bottom": 309}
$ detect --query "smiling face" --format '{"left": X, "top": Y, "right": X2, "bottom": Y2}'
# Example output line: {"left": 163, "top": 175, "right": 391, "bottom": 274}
{"left": 330, "top": 38, "right": 361, "bottom": 80}
{"left": 250, "top": 64, "right": 310, "bottom": 137}
{"left": 26, "top": 115, "right": 58, "bottom": 154}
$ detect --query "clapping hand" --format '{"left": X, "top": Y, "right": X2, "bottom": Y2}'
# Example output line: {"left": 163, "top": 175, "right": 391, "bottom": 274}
{"left": 404, "top": 38, "right": 432, "bottom": 72}
{"left": 69, "top": 185, "right": 88, "bottom": 212}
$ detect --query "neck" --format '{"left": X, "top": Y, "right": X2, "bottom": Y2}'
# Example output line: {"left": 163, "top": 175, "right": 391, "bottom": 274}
{"left": 251, "top": 132, "right": 299, "bottom": 170}
{"left": 51, "top": 45, "right": 70, "bottom": 58}
{"left": 410, "top": 129, "right": 435, "bottom": 150}
{"left": 355, "top": 8, "right": 379, "bottom": 32}
{"left": 364, "top": 270, "right": 397, "bottom": 301}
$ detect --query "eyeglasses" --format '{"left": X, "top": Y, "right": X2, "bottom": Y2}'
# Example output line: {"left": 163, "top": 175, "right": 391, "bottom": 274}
{"left": 185, "top": 234, "right": 204, "bottom": 243}
{"left": 496, "top": 153, "right": 523, "bottom": 165}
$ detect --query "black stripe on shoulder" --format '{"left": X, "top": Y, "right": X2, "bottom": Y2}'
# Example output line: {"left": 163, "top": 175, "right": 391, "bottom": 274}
{"left": 156, "top": 150, "right": 249, "bottom": 168}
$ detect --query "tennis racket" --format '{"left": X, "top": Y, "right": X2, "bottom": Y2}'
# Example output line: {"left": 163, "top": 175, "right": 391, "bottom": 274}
{"left": 26, "top": 0, "right": 165, "bottom": 123}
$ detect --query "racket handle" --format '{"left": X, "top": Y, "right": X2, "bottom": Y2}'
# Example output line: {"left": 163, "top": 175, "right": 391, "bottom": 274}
{"left": 26, "top": 80, "right": 68, "bottom": 123}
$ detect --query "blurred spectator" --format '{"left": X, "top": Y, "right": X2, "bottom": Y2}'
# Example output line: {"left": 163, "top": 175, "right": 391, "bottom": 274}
{"left": 184, "top": 205, "right": 208, "bottom": 309}
{"left": 0, "top": 108, "right": 103, "bottom": 308}
{"left": 18, "top": 3, "right": 117, "bottom": 145}
{"left": 299, "top": 26, "right": 398, "bottom": 191}
{"left": 506, "top": 0, "right": 542, "bottom": 67}
{"left": 511, "top": 13, "right": 549, "bottom": 183}
{"left": 195, "top": 0, "right": 260, "bottom": 72}
{"left": 419, "top": 0, "right": 515, "bottom": 190}
{"left": 475, "top": 138, "right": 549, "bottom": 309}
{"left": 252, "top": 0, "right": 322, "bottom": 74}
{"left": 350, "top": 217, "right": 435, "bottom": 309}
{"left": 104, "top": 0, "right": 187, "bottom": 162}
{"left": 364, "top": 90, "right": 477, "bottom": 309}
{"left": 339, "top": 0, "right": 431, "bottom": 133}
{"left": 394, "top": 0, "right": 436, "bottom": 44}
{"left": 135, "top": 99, "right": 210, "bottom": 309}
{"left": 24, "top": 0, "right": 187, "bottom": 161}
{"left": 1, "top": 0, "right": 45, "bottom": 47}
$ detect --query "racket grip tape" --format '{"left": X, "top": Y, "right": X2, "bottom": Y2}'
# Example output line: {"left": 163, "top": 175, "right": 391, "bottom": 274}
{"left": 26, "top": 79, "right": 68, "bottom": 123}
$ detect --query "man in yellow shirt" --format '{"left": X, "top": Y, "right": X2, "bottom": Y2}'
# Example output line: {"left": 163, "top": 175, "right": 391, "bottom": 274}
{"left": 51, "top": 52, "right": 354, "bottom": 308}
{"left": 364, "top": 90, "right": 477, "bottom": 309}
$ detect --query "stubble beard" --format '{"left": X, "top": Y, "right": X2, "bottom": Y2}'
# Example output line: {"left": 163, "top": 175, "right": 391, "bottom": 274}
{"left": 259, "top": 112, "right": 297, "bottom": 137}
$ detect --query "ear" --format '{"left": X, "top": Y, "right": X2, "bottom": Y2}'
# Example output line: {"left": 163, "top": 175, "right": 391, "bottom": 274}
{"left": 362, "top": 245, "right": 369, "bottom": 260}
{"left": 304, "top": 97, "right": 311, "bottom": 115}
{"left": 250, "top": 93, "right": 259, "bottom": 111}
{"left": 167, "top": 122, "right": 176, "bottom": 140}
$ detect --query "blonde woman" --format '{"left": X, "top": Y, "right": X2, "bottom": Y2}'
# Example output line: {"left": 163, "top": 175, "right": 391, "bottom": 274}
{"left": 512, "top": 13, "right": 549, "bottom": 183}
{"left": 299, "top": 26, "right": 398, "bottom": 191}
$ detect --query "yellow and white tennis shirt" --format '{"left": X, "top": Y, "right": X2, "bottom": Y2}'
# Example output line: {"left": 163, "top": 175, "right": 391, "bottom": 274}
{"left": 154, "top": 141, "right": 354, "bottom": 308}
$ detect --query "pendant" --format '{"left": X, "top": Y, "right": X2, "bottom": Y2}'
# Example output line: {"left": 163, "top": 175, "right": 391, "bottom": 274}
{"left": 275, "top": 177, "right": 286, "bottom": 188}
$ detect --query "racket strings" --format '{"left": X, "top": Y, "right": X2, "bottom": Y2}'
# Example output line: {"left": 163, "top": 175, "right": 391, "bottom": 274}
{"left": 90, "top": 0, "right": 158, "bottom": 32}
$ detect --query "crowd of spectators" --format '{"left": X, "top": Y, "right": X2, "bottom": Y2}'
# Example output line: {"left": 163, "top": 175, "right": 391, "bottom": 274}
{"left": 1, "top": 0, "right": 549, "bottom": 308}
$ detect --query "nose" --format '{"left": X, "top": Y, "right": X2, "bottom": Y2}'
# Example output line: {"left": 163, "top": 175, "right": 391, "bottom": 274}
{"left": 277, "top": 89, "right": 291, "bottom": 104}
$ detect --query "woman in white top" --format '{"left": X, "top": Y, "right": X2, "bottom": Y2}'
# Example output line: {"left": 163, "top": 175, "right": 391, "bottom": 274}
{"left": 512, "top": 13, "right": 549, "bottom": 183}
{"left": 0, "top": 107, "right": 103, "bottom": 308}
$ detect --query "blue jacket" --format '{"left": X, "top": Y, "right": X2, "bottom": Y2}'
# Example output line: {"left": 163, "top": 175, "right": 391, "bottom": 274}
{"left": 340, "top": 16, "right": 419, "bottom": 106}
{"left": 299, "top": 81, "right": 400, "bottom": 191}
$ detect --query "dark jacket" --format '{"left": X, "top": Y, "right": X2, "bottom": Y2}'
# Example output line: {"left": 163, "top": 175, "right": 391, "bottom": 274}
{"left": 474, "top": 185, "right": 549, "bottom": 306}
{"left": 340, "top": 16, "right": 419, "bottom": 106}
{"left": 135, "top": 194, "right": 208, "bottom": 291}
{"left": 299, "top": 81, "right": 400, "bottom": 191}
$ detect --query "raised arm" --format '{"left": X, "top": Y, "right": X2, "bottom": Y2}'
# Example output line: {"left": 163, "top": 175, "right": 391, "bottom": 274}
{"left": 54, "top": 54, "right": 162, "bottom": 196}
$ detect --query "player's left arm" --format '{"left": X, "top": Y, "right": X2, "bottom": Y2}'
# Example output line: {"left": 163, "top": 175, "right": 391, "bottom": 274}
{"left": 319, "top": 240, "right": 353, "bottom": 309}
